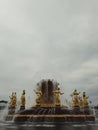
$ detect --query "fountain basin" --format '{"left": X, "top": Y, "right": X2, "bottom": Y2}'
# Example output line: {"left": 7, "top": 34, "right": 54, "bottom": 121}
{"left": 5, "top": 106, "right": 95, "bottom": 124}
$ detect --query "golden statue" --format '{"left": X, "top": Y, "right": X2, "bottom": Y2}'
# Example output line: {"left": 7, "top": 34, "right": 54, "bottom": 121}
{"left": 9, "top": 92, "right": 16, "bottom": 108}
{"left": 71, "top": 89, "right": 80, "bottom": 108}
{"left": 35, "top": 90, "right": 42, "bottom": 106}
{"left": 53, "top": 88, "right": 64, "bottom": 106}
{"left": 9, "top": 92, "right": 14, "bottom": 108}
{"left": 21, "top": 90, "right": 26, "bottom": 107}
{"left": 83, "top": 92, "right": 89, "bottom": 108}
{"left": 79, "top": 96, "right": 84, "bottom": 109}
{"left": 13, "top": 92, "right": 17, "bottom": 107}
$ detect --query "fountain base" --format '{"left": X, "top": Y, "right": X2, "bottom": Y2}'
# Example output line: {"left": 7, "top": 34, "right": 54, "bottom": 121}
{"left": 5, "top": 106, "right": 95, "bottom": 124}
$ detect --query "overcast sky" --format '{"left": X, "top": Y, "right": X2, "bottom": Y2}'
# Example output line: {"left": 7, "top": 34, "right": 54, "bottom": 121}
{"left": 0, "top": 0, "right": 98, "bottom": 105}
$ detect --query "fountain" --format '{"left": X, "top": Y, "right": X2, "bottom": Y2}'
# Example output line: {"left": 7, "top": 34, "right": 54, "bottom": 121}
{"left": 5, "top": 79, "right": 95, "bottom": 124}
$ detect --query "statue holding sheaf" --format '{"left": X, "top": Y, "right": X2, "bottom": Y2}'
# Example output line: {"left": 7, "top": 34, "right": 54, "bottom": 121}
{"left": 53, "top": 87, "right": 64, "bottom": 106}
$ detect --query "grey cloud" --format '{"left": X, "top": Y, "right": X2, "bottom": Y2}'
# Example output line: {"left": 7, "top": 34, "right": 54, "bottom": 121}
{"left": 0, "top": 0, "right": 98, "bottom": 105}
